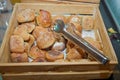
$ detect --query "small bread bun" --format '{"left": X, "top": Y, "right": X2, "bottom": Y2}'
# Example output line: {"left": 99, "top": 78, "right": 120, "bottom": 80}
{"left": 10, "top": 35, "right": 25, "bottom": 53}
{"left": 82, "top": 16, "right": 94, "bottom": 30}
{"left": 17, "top": 9, "right": 35, "bottom": 23}
{"left": 11, "top": 52, "right": 28, "bottom": 62}
{"left": 36, "top": 9, "right": 52, "bottom": 27}
{"left": 13, "top": 25, "right": 30, "bottom": 41}
{"left": 32, "top": 57, "right": 47, "bottom": 62}
{"left": 29, "top": 46, "right": 45, "bottom": 59}
{"left": 52, "top": 15, "right": 67, "bottom": 24}
{"left": 84, "top": 37, "right": 102, "bottom": 50}
{"left": 36, "top": 27, "right": 55, "bottom": 49}
{"left": 67, "top": 48, "right": 82, "bottom": 60}
{"left": 46, "top": 50, "right": 64, "bottom": 61}
{"left": 23, "top": 22, "right": 35, "bottom": 33}
{"left": 67, "top": 15, "right": 82, "bottom": 24}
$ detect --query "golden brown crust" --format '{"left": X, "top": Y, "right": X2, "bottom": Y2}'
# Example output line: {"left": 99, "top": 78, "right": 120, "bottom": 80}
{"left": 29, "top": 46, "right": 45, "bottom": 59}
{"left": 10, "top": 35, "right": 25, "bottom": 53}
{"left": 67, "top": 48, "right": 82, "bottom": 60}
{"left": 23, "top": 22, "right": 35, "bottom": 33}
{"left": 82, "top": 16, "right": 94, "bottom": 30}
{"left": 46, "top": 50, "right": 64, "bottom": 61}
{"left": 17, "top": 9, "right": 35, "bottom": 23}
{"left": 36, "top": 9, "right": 52, "bottom": 27}
{"left": 67, "top": 15, "right": 82, "bottom": 24}
{"left": 13, "top": 25, "right": 30, "bottom": 41}
{"left": 11, "top": 52, "right": 28, "bottom": 62}
{"left": 32, "top": 57, "right": 47, "bottom": 62}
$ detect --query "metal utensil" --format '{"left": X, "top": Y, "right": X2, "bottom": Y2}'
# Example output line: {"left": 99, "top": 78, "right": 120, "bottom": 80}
{"left": 53, "top": 20, "right": 109, "bottom": 64}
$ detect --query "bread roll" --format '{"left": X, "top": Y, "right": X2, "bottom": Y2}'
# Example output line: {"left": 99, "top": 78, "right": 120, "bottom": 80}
{"left": 11, "top": 52, "right": 28, "bottom": 62}
{"left": 10, "top": 35, "right": 25, "bottom": 53}
{"left": 17, "top": 9, "right": 35, "bottom": 23}
{"left": 36, "top": 9, "right": 52, "bottom": 27}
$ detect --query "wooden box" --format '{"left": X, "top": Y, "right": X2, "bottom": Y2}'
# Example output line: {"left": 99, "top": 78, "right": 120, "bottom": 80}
{"left": 0, "top": 3, "right": 118, "bottom": 80}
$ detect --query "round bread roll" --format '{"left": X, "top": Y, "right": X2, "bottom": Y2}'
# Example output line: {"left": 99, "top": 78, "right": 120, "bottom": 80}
{"left": 67, "top": 48, "right": 82, "bottom": 60}
{"left": 23, "top": 22, "right": 35, "bottom": 33}
{"left": 10, "top": 35, "right": 25, "bottom": 53}
{"left": 29, "top": 46, "right": 45, "bottom": 59}
{"left": 46, "top": 50, "right": 64, "bottom": 62}
{"left": 36, "top": 27, "right": 55, "bottom": 49}
{"left": 67, "top": 15, "right": 82, "bottom": 24}
{"left": 11, "top": 52, "right": 28, "bottom": 62}
{"left": 84, "top": 37, "right": 102, "bottom": 50}
{"left": 32, "top": 57, "right": 47, "bottom": 62}
{"left": 17, "top": 9, "right": 35, "bottom": 23}
{"left": 13, "top": 25, "right": 30, "bottom": 41}
{"left": 52, "top": 15, "right": 67, "bottom": 24}
{"left": 82, "top": 16, "right": 94, "bottom": 30}
{"left": 36, "top": 9, "right": 52, "bottom": 27}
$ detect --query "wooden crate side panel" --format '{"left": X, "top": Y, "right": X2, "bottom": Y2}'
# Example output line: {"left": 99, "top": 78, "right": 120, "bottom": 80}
{"left": 20, "top": 0, "right": 100, "bottom": 4}
{"left": 94, "top": 8, "right": 118, "bottom": 62}
{"left": 2, "top": 70, "right": 111, "bottom": 80}
{"left": 0, "top": 4, "right": 19, "bottom": 62}
{"left": 17, "top": 3, "right": 95, "bottom": 15}
{"left": 0, "top": 63, "right": 116, "bottom": 73}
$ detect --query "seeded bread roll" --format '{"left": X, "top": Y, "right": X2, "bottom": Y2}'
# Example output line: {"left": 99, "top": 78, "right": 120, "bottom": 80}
{"left": 17, "top": 9, "right": 35, "bottom": 23}
{"left": 10, "top": 35, "right": 25, "bottom": 53}
{"left": 36, "top": 9, "right": 52, "bottom": 27}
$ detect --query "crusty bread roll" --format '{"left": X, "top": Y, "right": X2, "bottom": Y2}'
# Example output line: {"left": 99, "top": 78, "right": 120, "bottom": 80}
{"left": 17, "top": 9, "right": 35, "bottom": 23}
{"left": 46, "top": 50, "right": 64, "bottom": 61}
{"left": 67, "top": 48, "right": 82, "bottom": 60}
{"left": 10, "top": 35, "right": 25, "bottom": 53}
{"left": 13, "top": 24, "right": 30, "bottom": 41}
{"left": 11, "top": 52, "right": 28, "bottom": 62}
{"left": 23, "top": 22, "right": 35, "bottom": 33}
{"left": 36, "top": 27, "right": 55, "bottom": 49}
{"left": 32, "top": 57, "right": 47, "bottom": 62}
{"left": 29, "top": 46, "right": 45, "bottom": 59}
{"left": 82, "top": 16, "right": 94, "bottom": 30}
{"left": 36, "top": 9, "right": 52, "bottom": 27}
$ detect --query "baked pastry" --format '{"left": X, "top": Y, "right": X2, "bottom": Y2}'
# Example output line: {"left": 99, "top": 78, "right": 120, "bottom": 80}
{"left": 10, "top": 35, "right": 25, "bottom": 53}
{"left": 84, "top": 37, "right": 102, "bottom": 50}
{"left": 13, "top": 24, "right": 30, "bottom": 41}
{"left": 46, "top": 50, "right": 64, "bottom": 61}
{"left": 36, "top": 9, "right": 52, "bottom": 27}
{"left": 23, "top": 22, "right": 35, "bottom": 33}
{"left": 28, "top": 34, "right": 35, "bottom": 47}
{"left": 67, "top": 15, "right": 82, "bottom": 24}
{"left": 67, "top": 48, "right": 82, "bottom": 60}
{"left": 11, "top": 52, "right": 28, "bottom": 62}
{"left": 52, "top": 41, "right": 65, "bottom": 51}
{"left": 29, "top": 46, "right": 45, "bottom": 59}
{"left": 32, "top": 57, "right": 47, "bottom": 62}
{"left": 52, "top": 15, "right": 67, "bottom": 24}
{"left": 17, "top": 9, "right": 35, "bottom": 23}
{"left": 36, "top": 27, "right": 55, "bottom": 49}
{"left": 24, "top": 42, "right": 30, "bottom": 53}
{"left": 82, "top": 16, "right": 94, "bottom": 30}
{"left": 32, "top": 26, "right": 47, "bottom": 39}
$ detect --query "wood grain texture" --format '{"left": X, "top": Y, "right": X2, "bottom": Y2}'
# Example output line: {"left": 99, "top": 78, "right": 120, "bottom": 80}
{"left": 0, "top": 3, "right": 118, "bottom": 79}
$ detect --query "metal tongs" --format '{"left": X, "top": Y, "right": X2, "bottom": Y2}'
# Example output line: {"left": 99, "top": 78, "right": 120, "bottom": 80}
{"left": 53, "top": 20, "right": 109, "bottom": 64}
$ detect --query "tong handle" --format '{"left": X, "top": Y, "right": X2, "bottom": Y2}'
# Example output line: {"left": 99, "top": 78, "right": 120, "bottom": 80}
{"left": 63, "top": 28, "right": 109, "bottom": 64}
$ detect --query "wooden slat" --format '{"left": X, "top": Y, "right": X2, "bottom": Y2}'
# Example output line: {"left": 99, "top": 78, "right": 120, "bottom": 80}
{"left": 2, "top": 70, "right": 111, "bottom": 80}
